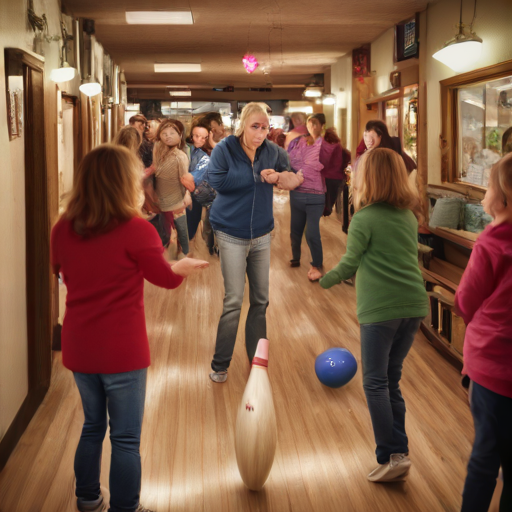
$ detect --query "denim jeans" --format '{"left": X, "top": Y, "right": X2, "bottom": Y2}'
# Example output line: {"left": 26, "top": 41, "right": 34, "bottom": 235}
{"left": 360, "top": 317, "right": 423, "bottom": 464}
{"left": 462, "top": 382, "right": 512, "bottom": 512}
{"left": 289, "top": 190, "right": 325, "bottom": 268}
{"left": 211, "top": 231, "right": 271, "bottom": 372}
{"left": 73, "top": 368, "right": 147, "bottom": 512}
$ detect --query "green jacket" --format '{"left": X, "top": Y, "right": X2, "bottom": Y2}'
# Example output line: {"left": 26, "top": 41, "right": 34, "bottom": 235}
{"left": 320, "top": 202, "right": 428, "bottom": 324}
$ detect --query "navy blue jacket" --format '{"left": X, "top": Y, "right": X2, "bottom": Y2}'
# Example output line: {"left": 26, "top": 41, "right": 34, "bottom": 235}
{"left": 208, "top": 136, "right": 290, "bottom": 239}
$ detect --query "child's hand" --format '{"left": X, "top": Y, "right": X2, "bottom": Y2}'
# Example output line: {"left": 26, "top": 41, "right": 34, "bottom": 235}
{"left": 171, "top": 258, "right": 209, "bottom": 277}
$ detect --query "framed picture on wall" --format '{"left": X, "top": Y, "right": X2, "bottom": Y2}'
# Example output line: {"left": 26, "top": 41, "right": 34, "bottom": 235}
{"left": 395, "top": 14, "right": 419, "bottom": 62}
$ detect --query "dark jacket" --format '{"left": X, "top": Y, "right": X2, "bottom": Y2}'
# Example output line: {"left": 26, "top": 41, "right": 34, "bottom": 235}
{"left": 208, "top": 135, "right": 290, "bottom": 239}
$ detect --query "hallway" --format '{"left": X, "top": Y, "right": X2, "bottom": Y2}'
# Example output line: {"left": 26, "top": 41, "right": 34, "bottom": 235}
{"left": 0, "top": 194, "right": 474, "bottom": 512}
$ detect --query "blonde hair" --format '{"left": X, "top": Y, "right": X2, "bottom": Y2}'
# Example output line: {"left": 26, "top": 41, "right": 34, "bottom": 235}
{"left": 354, "top": 148, "right": 422, "bottom": 220}
{"left": 63, "top": 144, "right": 142, "bottom": 236}
{"left": 235, "top": 102, "right": 270, "bottom": 137}
{"left": 114, "top": 126, "right": 142, "bottom": 154}
{"left": 489, "top": 152, "right": 512, "bottom": 209}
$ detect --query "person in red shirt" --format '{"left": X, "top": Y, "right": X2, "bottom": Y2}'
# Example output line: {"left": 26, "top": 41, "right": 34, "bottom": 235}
{"left": 51, "top": 144, "right": 208, "bottom": 512}
{"left": 455, "top": 153, "right": 512, "bottom": 512}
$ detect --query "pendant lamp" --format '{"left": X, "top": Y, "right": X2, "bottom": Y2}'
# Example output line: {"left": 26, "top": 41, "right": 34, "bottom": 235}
{"left": 432, "top": 0, "right": 483, "bottom": 73}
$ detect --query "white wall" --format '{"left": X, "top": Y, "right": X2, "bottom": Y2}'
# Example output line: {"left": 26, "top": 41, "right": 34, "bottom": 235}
{"left": 0, "top": 0, "right": 63, "bottom": 441}
{"left": 330, "top": 54, "right": 353, "bottom": 151}
{"left": 425, "top": 0, "right": 512, "bottom": 184}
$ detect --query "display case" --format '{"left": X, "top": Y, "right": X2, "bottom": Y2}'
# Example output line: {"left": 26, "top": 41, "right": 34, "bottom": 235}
{"left": 440, "top": 59, "right": 512, "bottom": 190}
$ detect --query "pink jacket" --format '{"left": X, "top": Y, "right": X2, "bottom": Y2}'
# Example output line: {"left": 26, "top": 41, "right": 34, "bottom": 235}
{"left": 454, "top": 222, "right": 512, "bottom": 398}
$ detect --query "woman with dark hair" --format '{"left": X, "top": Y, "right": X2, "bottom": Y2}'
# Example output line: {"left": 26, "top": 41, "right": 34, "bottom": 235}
{"left": 198, "top": 112, "right": 226, "bottom": 148}
{"left": 287, "top": 113, "right": 345, "bottom": 281}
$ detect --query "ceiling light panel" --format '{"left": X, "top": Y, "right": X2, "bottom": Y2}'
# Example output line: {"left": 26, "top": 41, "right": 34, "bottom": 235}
{"left": 155, "top": 63, "right": 202, "bottom": 73}
{"left": 126, "top": 11, "right": 193, "bottom": 25}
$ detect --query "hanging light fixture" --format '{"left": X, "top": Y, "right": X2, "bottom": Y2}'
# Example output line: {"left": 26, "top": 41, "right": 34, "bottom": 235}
{"left": 322, "top": 94, "right": 336, "bottom": 105}
{"left": 432, "top": 0, "right": 483, "bottom": 72}
{"left": 50, "top": 21, "right": 77, "bottom": 83}
{"left": 242, "top": 54, "right": 259, "bottom": 74}
{"left": 79, "top": 19, "right": 101, "bottom": 96}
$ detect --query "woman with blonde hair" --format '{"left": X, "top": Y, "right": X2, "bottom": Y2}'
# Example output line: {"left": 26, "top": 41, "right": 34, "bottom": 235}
{"left": 51, "top": 144, "right": 208, "bottom": 512}
{"left": 114, "top": 126, "right": 142, "bottom": 154}
{"left": 320, "top": 148, "right": 428, "bottom": 483}
{"left": 208, "top": 102, "right": 303, "bottom": 383}
{"left": 152, "top": 119, "right": 194, "bottom": 256}
{"left": 284, "top": 111, "right": 308, "bottom": 150}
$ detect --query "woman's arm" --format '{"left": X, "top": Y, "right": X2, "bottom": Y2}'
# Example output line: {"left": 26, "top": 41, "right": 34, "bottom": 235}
{"left": 319, "top": 213, "right": 370, "bottom": 288}
{"left": 454, "top": 243, "right": 495, "bottom": 324}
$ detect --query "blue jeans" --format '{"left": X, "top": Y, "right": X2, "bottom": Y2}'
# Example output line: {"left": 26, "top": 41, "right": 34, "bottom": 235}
{"left": 360, "top": 317, "right": 423, "bottom": 464}
{"left": 462, "top": 382, "right": 512, "bottom": 512}
{"left": 289, "top": 190, "right": 325, "bottom": 268}
{"left": 73, "top": 369, "right": 147, "bottom": 512}
{"left": 211, "top": 231, "right": 271, "bottom": 372}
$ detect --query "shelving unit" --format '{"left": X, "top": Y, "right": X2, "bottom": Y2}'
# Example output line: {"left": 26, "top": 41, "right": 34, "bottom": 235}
{"left": 419, "top": 228, "right": 475, "bottom": 370}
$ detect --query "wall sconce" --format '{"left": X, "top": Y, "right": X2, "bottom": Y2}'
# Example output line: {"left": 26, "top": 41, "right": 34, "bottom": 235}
{"left": 79, "top": 76, "right": 102, "bottom": 97}
{"left": 79, "top": 19, "right": 101, "bottom": 96}
{"left": 432, "top": 0, "right": 483, "bottom": 72}
{"left": 50, "top": 21, "right": 77, "bottom": 83}
{"left": 322, "top": 94, "right": 336, "bottom": 105}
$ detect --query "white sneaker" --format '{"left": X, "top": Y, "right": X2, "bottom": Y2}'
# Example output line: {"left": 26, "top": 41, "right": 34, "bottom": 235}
{"left": 367, "top": 453, "right": 411, "bottom": 482}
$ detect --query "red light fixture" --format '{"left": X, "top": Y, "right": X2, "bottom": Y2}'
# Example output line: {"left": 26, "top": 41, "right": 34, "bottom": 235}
{"left": 243, "top": 54, "right": 259, "bottom": 74}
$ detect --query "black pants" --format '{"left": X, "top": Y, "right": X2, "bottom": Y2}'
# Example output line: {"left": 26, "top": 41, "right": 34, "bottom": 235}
{"left": 323, "top": 178, "right": 344, "bottom": 217}
{"left": 462, "top": 381, "right": 512, "bottom": 512}
{"left": 186, "top": 195, "right": 203, "bottom": 240}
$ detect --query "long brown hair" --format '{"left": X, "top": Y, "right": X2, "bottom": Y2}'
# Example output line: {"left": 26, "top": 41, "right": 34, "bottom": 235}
{"left": 114, "top": 126, "right": 142, "bottom": 154}
{"left": 63, "top": 144, "right": 142, "bottom": 236}
{"left": 354, "top": 148, "right": 422, "bottom": 221}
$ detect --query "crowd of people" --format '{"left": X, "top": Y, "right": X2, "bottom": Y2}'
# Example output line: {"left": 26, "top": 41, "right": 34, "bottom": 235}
{"left": 50, "top": 102, "right": 511, "bottom": 512}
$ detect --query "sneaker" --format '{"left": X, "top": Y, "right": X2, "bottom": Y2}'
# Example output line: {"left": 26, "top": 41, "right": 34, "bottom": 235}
{"left": 209, "top": 370, "right": 228, "bottom": 383}
{"left": 77, "top": 495, "right": 107, "bottom": 512}
{"left": 367, "top": 453, "right": 411, "bottom": 482}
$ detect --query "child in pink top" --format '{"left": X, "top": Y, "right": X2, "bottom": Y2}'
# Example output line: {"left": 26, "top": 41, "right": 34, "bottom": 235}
{"left": 455, "top": 153, "right": 512, "bottom": 512}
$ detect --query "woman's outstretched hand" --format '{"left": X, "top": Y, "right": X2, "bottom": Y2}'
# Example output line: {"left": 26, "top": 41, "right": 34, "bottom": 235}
{"left": 276, "top": 170, "right": 304, "bottom": 190}
{"left": 171, "top": 258, "right": 209, "bottom": 277}
{"left": 260, "top": 169, "right": 279, "bottom": 184}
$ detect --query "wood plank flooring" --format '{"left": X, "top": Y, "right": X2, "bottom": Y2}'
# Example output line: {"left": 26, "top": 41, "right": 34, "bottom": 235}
{"left": 0, "top": 191, "right": 480, "bottom": 511}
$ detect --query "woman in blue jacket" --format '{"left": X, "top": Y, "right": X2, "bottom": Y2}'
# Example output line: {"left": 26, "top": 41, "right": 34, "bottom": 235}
{"left": 208, "top": 102, "right": 303, "bottom": 382}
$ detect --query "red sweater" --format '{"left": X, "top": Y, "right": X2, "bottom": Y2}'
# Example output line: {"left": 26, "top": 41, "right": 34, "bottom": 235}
{"left": 454, "top": 222, "right": 512, "bottom": 398}
{"left": 51, "top": 217, "right": 183, "bottom": 374}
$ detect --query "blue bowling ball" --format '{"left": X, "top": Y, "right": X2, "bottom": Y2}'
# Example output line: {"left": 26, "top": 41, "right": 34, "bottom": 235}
{"left": 315, "top": 348, "right": 357, "bottom": 388}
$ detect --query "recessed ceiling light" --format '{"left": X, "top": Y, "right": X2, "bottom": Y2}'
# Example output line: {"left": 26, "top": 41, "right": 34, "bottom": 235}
{"left": 155, "top": 63, "right": 202, "bottom": 73}
{"left": 126, "top": 11, "right": 193, "bottom": 25}
{"left": 168, "top": 90, "right": 192, "bottom": 96}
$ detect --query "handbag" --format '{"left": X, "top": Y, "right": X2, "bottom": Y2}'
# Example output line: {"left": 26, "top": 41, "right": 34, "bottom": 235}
{"left": 192, "top": 157, "right": 216, "bottom": 207}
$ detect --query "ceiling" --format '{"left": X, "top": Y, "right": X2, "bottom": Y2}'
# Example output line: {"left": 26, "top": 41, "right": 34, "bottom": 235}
{"left": 62, "top": 0, "right": 430, "bottom": 101}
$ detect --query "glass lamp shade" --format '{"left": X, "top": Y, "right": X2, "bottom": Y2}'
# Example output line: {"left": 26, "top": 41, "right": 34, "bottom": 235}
{"left": 50, "top": 64, "right": 76, "bottom": 83}
{"left": 322, "top": 94, "right": 336, "bottom": 105}
{"left": 433, "top": 39, "right": 482, "bottom": 73}
{"left": 79, "top": 80, "right": 102, "bottom": 97}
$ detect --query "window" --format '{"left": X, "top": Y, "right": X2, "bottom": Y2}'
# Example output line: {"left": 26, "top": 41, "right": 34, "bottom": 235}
{"left": 457, "top": 75, "right": 512, "bottom": 187}
{"left": 440, "top": 60, "right": 512, "bottom": 190}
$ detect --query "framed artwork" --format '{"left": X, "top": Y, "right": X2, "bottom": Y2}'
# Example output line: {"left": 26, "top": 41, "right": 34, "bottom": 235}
{"left": 7, "top": 89, "right": 23, "bottom": 140}
{"left": 395, "top": 14, "right": 419, "bottom": 62}
{"left": 352, "top": 45, "right": 371, "bottom": 83}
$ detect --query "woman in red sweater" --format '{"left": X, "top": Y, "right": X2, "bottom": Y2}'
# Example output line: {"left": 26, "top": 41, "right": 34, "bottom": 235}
{"left": 455, "top": 153, "right": 512, "bottom": 512}
{"left": 51, "top": 144, "right": 208, "bottom": 512}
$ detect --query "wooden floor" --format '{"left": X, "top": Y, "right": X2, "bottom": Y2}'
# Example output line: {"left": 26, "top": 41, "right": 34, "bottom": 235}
{"left": 0, "top": 191, "right": 483, "bottom": 511}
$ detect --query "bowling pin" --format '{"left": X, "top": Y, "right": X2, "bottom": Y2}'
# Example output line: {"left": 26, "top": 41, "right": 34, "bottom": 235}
{"left": 235, "top": 338, "right": 277, "bottom": 491}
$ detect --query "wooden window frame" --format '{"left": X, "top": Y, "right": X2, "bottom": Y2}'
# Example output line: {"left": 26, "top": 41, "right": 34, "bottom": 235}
{"left": 440, "top": 59, "right": 512, "bottom": 195}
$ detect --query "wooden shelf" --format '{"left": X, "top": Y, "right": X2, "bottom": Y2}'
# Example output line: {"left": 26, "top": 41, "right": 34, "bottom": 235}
{"left": 420, "top": 321, "right": 463, "bottom": 370}
{"left": 425, "top": 226, "right": 476, "bottom": 250}
{"left": 421, "top": 267, "right": 458, "bottom": 293}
